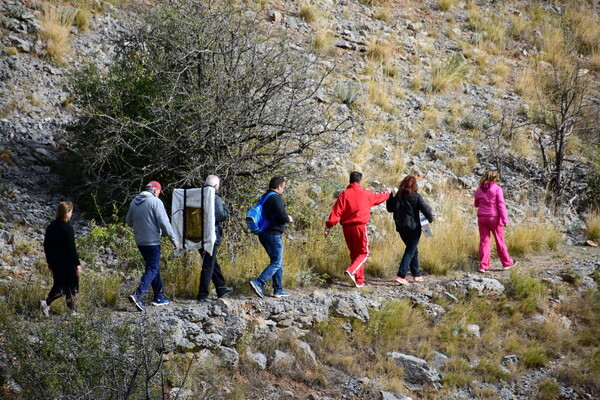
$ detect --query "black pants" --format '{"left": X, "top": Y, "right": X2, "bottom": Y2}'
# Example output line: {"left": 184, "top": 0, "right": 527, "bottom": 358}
{"left": 397, "top": 229, "right": 422, "bottom": 279}
{"left": 46, "top": 267, "right": 78, "bottom": 310}
{"left": 198, "top": 244, "right": 226, "bottom": 300}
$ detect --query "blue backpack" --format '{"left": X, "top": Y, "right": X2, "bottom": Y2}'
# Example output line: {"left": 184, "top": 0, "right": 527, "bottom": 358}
{"left": 246, "top": 192, "right": 277, "bottom": 234}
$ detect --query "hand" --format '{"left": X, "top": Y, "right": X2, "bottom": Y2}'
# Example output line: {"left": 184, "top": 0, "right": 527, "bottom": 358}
{"left": 324, "top": 227, "right": 331, "bottom": 237}
{"left": 386, "top": 188, "right": 392, "bottom": 194}
{"left": 288, "top": 216, "right": 294, "bottom": 223}
{"left": 76, "top": 265, "right": 81, "bottom": 275}
{"left": 173, "top": 242, "right": 180, "bottom": 249}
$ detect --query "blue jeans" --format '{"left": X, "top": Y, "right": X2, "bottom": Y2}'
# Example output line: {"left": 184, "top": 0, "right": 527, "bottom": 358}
{"left": 133, "top": 245, "right": 165, "bottom": 301}
{"left": 256, "top": 233, "right": 283, "bottom": 291}
{"left": 397, "top": 229, "right": 421, "bottom": 279}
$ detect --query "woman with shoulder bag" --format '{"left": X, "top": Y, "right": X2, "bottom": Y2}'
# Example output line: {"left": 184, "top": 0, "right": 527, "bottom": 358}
{"left": 386, "top": 175, "right": 434, "bottom": 285}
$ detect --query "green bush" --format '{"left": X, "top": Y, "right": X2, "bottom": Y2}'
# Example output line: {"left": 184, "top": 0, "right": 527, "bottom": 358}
{"left": 1, "top": 308, "right": 170, "bottom": 399}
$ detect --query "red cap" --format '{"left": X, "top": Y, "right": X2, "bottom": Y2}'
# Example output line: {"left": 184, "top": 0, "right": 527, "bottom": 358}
{"left": 146, "top": 181, "right": 162, "bottom": 195}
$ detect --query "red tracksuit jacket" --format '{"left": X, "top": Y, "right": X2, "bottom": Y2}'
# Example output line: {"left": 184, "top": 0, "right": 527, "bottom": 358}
{"left": 326, "top": 182, "right": 390, "bottom": 228}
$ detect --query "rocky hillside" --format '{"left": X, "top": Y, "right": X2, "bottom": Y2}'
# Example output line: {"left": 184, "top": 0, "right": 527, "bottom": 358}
{"left": 1, "top": 0, "right": 600, "bottom": 399}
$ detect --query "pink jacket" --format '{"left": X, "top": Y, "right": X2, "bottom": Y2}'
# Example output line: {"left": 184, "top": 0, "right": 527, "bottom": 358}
{"left": 474, "top": 182, "right": 508, "bottom": 225}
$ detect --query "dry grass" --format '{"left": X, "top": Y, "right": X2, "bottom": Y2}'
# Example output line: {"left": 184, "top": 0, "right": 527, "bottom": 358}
{"left": 506, "top": 221, "right": 562, "bottom": 256}
{"left": 586, "top": 209, "right": 600, "bottom": 241}
{"left": 566, "top": 4, "right": 600, "bottom": 54}
{"left": 312, "top": 30, "right": 333, "bottom": 54}
{"left": 589, "top": 51, "right": 600, "bottom": 72}
{"left": 366, "top": 80, "right": 395, "bottom": 113}
{"left": 430, "top": 54, "right": 469, "bottom": 93}
{"left": 439, "top": 0, "right": 459, "bottom": 12}
{"left": 40, "top": 6, "right": 73, "bottom": 63}
{"left": 375, "top": 6, "right": 392, "bottom": 23}
{"left": 514, "top": 65, "right": 535, "bottom": 97}
{"left": 299, "top": 2, "right": 318, "bottom": 24}
{"left": 419, "top": 198, "right": 479, "bottom": 275}
{"left": 74, "top": 8, "right": 90, "bottom": 31}
{"left": 367, "top": 38, "right": 394, "bottom": 63}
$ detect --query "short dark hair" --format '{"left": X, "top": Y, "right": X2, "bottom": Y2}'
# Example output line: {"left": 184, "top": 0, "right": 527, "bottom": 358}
{"left": 269, "top": 176, "right": 285, "bottom": 190}
{"left": 349, "top": 171, "right": 362, "bottom": 184}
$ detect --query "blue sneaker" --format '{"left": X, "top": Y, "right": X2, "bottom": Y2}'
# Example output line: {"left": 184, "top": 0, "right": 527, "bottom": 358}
{"left": 250, "top": 280, "right": 264, "bottom": 298}
{"left": 151, "top": 298, "right": 170, "bottom": 306}
{"left": 129, "top": 294, "right": 145, "bottom": 311}
{"left": 273, "top": 290, "right": 290, "bottom": 298}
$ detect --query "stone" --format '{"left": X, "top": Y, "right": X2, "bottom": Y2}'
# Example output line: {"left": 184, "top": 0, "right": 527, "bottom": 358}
{"left": 294, "top": 340, "right": 318, "bottom": 366}
{"left": 216, "top": 346, "right": 239, "bottom": 367}
{"left": 246, "top": 349, "right": 268, "bottom": 370}
{"left": 332, "top": 292, "right": 370, "bottom": 322}
{"left": 381, "top": 391, "right": 413, "bottom": 400}
{"left": 465, "top": 324, "right": 481, "bottom": 339}
{"left": 269, "top": 11, "right": 283, "bottom": 23}
{"left": 431, "top": 351, "right": 450, "bottom": 371}
{"left": 462, "top": 277, "right": 505, "bottom": 296}
{"left": 270, "top": 350, "right": 296, "bottom": 371}
{"left": 386, "top": 352, "right": 442, "bottom": 388}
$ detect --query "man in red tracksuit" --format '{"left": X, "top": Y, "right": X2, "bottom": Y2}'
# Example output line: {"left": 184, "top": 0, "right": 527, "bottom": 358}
{"left": 324, "top": 171, "right": 391, "bottom": 287}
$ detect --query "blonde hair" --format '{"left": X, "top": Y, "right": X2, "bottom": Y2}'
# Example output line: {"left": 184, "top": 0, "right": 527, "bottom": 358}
{"left": 480, "top": 170, "right": 500, "bottom": 187}
{"left": 55, "top": 201, "right": 74, "bottom": 222}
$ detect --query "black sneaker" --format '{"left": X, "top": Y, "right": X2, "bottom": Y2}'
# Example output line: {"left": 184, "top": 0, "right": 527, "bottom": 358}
{"left": 217, "top": 287, "right": 233, "bottom": 298}
{"left": 197, "top": 297, "right": 214, "bottom": 303}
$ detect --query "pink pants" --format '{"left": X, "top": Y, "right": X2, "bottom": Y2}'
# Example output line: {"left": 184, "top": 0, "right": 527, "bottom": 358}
{"left": 342, "top": 224, "right": 369, "bottom": 284}
{"left": 477, "top": 216, "right": 513, "bottom": 269}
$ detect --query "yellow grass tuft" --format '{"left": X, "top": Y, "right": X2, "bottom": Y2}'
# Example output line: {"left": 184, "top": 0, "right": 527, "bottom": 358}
{"left": 430, "top": 54, "right": 469, "bottom": 93}
{"left": 419, "top": 198, "right": 479, "bottom": 275}
{"left": 506, "top": 221, "right": 562, "bottom": 256}
{"left": 299, "top": 2, "right": 318, "bottom": 24}
{"left": 74, "top": 8, "right": 90, "bottom": 32}
{"left": 586, "top": 209, "right": 600, "bottom": 241}
{"left": 367, "top": 38, "right": 394, "bottom": 62}
{"left": 40, "top": 6, "right": 73, "bottom": 63}
{"left": 439, "top": 0, "right": 459, "bottom": 12}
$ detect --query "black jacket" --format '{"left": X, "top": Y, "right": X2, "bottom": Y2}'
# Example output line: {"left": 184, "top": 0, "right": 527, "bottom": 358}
{"left": 43, "top": 220, "right": 80, "bottom": 271}
{"left": 262, "top": 190, "right": 289, "bottom": 235}
{"left": 386, "top": 192, "right": 433, "bottom": 232}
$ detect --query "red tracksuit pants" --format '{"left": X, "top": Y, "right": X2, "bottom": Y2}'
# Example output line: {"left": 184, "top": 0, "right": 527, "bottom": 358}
{"left": 342, "top": 224, "right": 369, "bottom": 285}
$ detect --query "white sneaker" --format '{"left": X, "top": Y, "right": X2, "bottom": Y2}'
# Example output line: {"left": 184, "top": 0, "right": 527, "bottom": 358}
{"left": 345, "top": 271, "right": 357, "bottom": 287}
{"left": 40, "top": 300, "right": 50, "bottom": 316}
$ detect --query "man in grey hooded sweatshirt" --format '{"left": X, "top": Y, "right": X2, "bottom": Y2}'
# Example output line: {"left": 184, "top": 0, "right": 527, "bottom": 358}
{"left": 126, "top": 181, "right": 179, "bottom": 311}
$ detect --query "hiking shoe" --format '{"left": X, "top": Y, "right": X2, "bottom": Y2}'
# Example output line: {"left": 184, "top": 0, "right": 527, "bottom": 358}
{"left": 151, "top": 298, "right": 170, "bottom": 306}
{"left": 356, "top": 283, "right": 366, "bottom": 288}
{"left": 250, "top": 280, "right": 264, "bottom": 298}
{"left": 478, "top": 267, "right": 488, "bottom": 273}
{"left": 273, "top": 290, "right": 290, "bottom": 298}
{"left": 217, "top": 287, "right": 233, "bottom": 298}
{"left": 395, "top": 277, "right": 410, "bottom": 286}
{"left": 413, "top": 276, "right": 424, "bottom": 282}
{"left": 129, "top": 294, "right": 145, "bottom": 311}
{"left": 345, "top": 270, "right": 357, "bottom": 287}
{"left": 40, "top": 300, "right": 50, "bottom": 317}
{"left": 197, "top": 297, "right": 214, "bottom": 303}
{"left": 503, "top": 261, "right": 518, "bottom": 270}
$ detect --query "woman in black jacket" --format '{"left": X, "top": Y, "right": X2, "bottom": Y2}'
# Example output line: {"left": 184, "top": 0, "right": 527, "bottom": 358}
{"left": 41, "top": 201, "right": 81, "bottom": 315}
{"left": 386, "top": 176, "right": 433, "bottom": 285}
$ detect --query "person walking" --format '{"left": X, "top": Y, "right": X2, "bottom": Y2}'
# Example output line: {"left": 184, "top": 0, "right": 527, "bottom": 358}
{"left": 324, "top": 171, "right": 391, "bottom": 288}
{"left": 250, "top": 176, "right": 293, "bottom": 298}
{"left": 197, "top": 175, "right": 233, "bottom": 302}
{"left": 126, "top": 181, "right": 179, "bottom": 311}
{"left": 41, "top": 201, "right": 81, "bottom": 316}
{"left": 386, "top": 176, "right": 433, "bottom": 285}
{"left": 474, "top": 170, "right": 517, "bottom": 272}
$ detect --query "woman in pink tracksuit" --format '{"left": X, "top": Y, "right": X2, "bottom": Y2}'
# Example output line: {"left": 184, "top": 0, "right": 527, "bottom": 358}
{"left": 474, "top": 171, "right": 517, "bottom": 272}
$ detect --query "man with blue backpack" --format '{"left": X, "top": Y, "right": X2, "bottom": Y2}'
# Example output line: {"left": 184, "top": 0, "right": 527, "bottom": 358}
{"left": 249, "top": 176, "right": 294, "bottom": 298}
